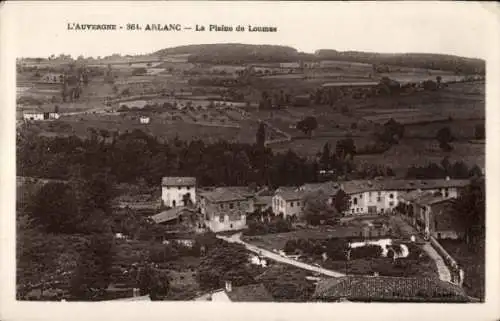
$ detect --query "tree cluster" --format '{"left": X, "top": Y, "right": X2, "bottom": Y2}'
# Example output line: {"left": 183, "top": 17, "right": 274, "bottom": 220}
{"left": 17, "top": 129, "right": 320, "bottom": 189}
{"left": 196, "top": 241, "right": 255, "bottom": 291}
{"left": 406, "top": 157, "right": 482, "bottom": 179}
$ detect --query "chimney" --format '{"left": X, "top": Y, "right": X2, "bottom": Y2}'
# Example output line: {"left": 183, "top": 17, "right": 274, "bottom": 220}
{"left": 132, "top": 288, "right": 140, "bottom": 297}
{"left": 225, "top": 280, "right": 232, "bottom": 293}
{"left": 373, "top": 272, "right": 379, "bottom": 277}
{"left": 445, "top": 176, "right": 450, "bottom": 181}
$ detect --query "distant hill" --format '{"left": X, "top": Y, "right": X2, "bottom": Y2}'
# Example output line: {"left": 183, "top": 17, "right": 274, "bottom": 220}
{"left": 155, "top": 43, "right": 299, "bottom": 64}
{"left": 315, "top": 49, "right": 485, "bottom": 74}
{"left": 153, "top": 43, "right": 485, "bottom": 74}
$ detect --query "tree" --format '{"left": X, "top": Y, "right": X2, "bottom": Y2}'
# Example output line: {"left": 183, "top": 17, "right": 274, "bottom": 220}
{"left": 474, "top": 123, "right": 485, "bottom": 140}
{"left": 138, "top": 265, "right": 170, "bottom": 300}
{"left": 26, "top": 182, "right": 80, "bottom": 234}
{"left": 453, "top": 178, "right": 485, "bottom": 245}
{"left": 436, "top": 76, "right": 442, "bottom": 87}
{"left": 70, "top": 232, "right": 115, "bottom": 300}
{"left": 256, "top": 122, "right": 266, "bottom": 148}
{"left": 333, "top": 189, "right": 350, "bottom": 214}
{"left": 16, "top": 214, "right": 59, "bottom": 299}
{"left": 302, "top": 191, "right": 338, "bottom": 225}
{"left": 436, "top": 127, "right": 454, "bottom": 151}
{"left": 335, "top": 138, "right": 356, "bottom": 160}
{"left": 296, "top": 116, "right": 318, "bottom": 137}
{"left": 320, "top": 143, "right": 331, "bottom": 170}
{"left": 197, "top": 241, "right": 253, "bottom": 290}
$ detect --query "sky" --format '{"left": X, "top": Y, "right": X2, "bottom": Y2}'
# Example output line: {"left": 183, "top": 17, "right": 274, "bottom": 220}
{"left": 4, "top": 2, "right": 498, "bottom": 60}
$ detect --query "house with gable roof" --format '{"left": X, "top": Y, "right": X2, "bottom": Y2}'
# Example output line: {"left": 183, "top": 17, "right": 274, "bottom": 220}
{"left": 198, "top": 186, "right": 255, "bottom": 232}
{"left": 161, "top": 177, "right": 196, "bottom": 208}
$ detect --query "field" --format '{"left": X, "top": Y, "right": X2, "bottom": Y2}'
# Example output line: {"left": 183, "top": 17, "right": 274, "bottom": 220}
{"left": 17, "top": 52, "right": 485, "bottom": 176}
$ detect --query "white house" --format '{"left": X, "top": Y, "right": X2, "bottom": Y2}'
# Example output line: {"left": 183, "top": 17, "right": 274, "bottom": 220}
{"left": 161, "top": 177, "right": 196, "bottom": 208}
{"left": 340, "top": 178, "right": 469, "bottom": 216}
{"left": 272, "top": 188, "right": 307, "bottom": 219}
{"left": 139, "top": 116, "right": 150, "bottom": 124}
{"left": 23, "top": 112, "right": 45, "bottom": 121}
{"left": 23, "top": 111, "right": 60, "bottom": 121}
{"left": 271, "top": 178, "right": 469, "bottom": 218}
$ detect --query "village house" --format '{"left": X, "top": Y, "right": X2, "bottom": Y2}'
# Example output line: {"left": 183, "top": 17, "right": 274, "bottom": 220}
{"left": 23, "top": 110, "right": 60, "bottom": 121}
{"left": 161, "top": 177, "right": 196, "bottom": 208}
{"left": 398, "top": 191, "right": 463, "bottom": 240}
{"left": 272, "top": 178, "right": 469, "bottom": 218}
{"left": 272, "top": 187, "right": 307, "bottom": 219}
{"left": 339, "top": 178, "right": 468, "bottom": 216}
{"left": 198, "top": 186, "right": 254, "bottom": 232}
{"left": 312, "top": 276, "right": 471, "bottom": 303}
{"left": 139, "top": 116, "right": 150, "bottom": 124}
{"left": 150, "top": 206, "right": 197, "bottom": 226}
{"left": 205, "top": 281, "right": 274, "bottom": 302}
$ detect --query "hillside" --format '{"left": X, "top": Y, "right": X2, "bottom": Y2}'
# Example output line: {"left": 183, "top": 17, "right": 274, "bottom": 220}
{"left": 315, "top": 49, "right": 485, "bottom": 74}
{"left": 155, "top": 43, "right": 299, "bottom": 64}
{"left": 154, "top": 43, "right": 484, "bottom": 74}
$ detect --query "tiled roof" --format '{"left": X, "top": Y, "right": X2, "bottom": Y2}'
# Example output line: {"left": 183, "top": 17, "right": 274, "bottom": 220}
{"left": 275, "top": 187, "right": 308, "bottom": 201}
{"left": 339, "top": 179, "right": 469, "bottom": 195}
{"left": 200, "top": 186, "right": 253, "bottom": 203}
{"left": 415, "top": 194, "right": 455, "bottom": 206}
{"left": 150, "top": 207, "right": 194, "bottom": 224}
{"left": 313, "top": 276, "right": 470, "bottom": 302}
{"left": 226, "top": 284, "right": 274, "bottom": 302}
{"left": 301, "top": 181, "right": 341, "bottom": 195}
{"left": 162, "top": 176, "right": 196, "bottom": 186}
{"left": 398, "top": 190, "right": 434, "bottom": 202}
{"left": 255, "top": 195, "right": 273, "bottom": 206}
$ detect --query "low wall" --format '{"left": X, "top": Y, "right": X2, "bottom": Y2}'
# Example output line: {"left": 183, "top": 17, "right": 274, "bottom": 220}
{"left": 430, "top": 236, "right": 458, "bottom": 268}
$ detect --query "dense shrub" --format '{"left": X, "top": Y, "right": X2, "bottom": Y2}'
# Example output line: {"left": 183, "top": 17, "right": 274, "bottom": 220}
{"left": 350, "top": 245, "right": 383, "bottom": 260}
{"left": 244, "top": 218, "right": 292, "bottom": 236}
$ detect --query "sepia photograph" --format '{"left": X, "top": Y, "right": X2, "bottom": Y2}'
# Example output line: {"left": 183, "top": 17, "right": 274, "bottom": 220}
{"left": 1, "top": 1, "right": 499, "bottom": 321}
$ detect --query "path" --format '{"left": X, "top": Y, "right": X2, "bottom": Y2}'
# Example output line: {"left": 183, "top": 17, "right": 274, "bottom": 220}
{"left": 390, "top": 215, "right": 451, "bottom": 282}
{"left": 217, "top": 233, "right": 345, "bottom": 278}
{"left": 422, "top": 243, "right": 451, "bottom": 282}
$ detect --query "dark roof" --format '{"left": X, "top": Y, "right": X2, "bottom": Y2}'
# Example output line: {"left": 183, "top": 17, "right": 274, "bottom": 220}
{"left": 200, "top": 186, "right": 253, "bottom": 203}
{"left": 301, "top": 181, "right": 341, "bottom": 195}
{"left": 255, "top": 195, "right": 273, "bottom": 206}
{"left": 340, "top": 179, "right": 469, "bottom": 195}
{"left": 398, "top": 190, "right": 434, "bottom": 202}
{"left": 313, "top": 276, "right": 470, "bottom": 302}
{"left": 150, "top": 207, "right": 194, "bottom": 224}
{"left": 275, "top": 187, "right": 308, "bottom": 201}
{"left": 226, "top": 284, "right": 274, "bottom": 302}
{"left": 161, "top": 176, "right": 196, "bottom": 186}
{"left": 415, "top": 194, "right": 455, "bottom": 206}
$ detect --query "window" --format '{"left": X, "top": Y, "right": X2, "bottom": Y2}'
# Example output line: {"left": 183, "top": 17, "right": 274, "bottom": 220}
{"left": 219, "top": 215, "right": 224, "bottom": 222}
{"left": 353, "top": 198, "right": 358, "bottom": 205}
{"left": 377, "top": 197, "right": 381, "bottom": 202}
{"left": 178, "top": 186, "right": 182, "bottom": 190}
{"left": 219, "top": 204, "right": 224, "bottom": 210}
{"left": 290, "top": 202, "right": 294, "bottom": 208}
{"left": 389, "top": 193, "right": 394, "bottom": 199}
{"left": 229, "top": 203, "right": 234, "bottom": 209}
{"left": 187, "top": 186, "right": 190, "bottom": 190}
{"left": 389, "top": 201, "right": 394, "bottom": 207}
{"left": 356, "top": 208, "right": 359, "bottom": 213}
